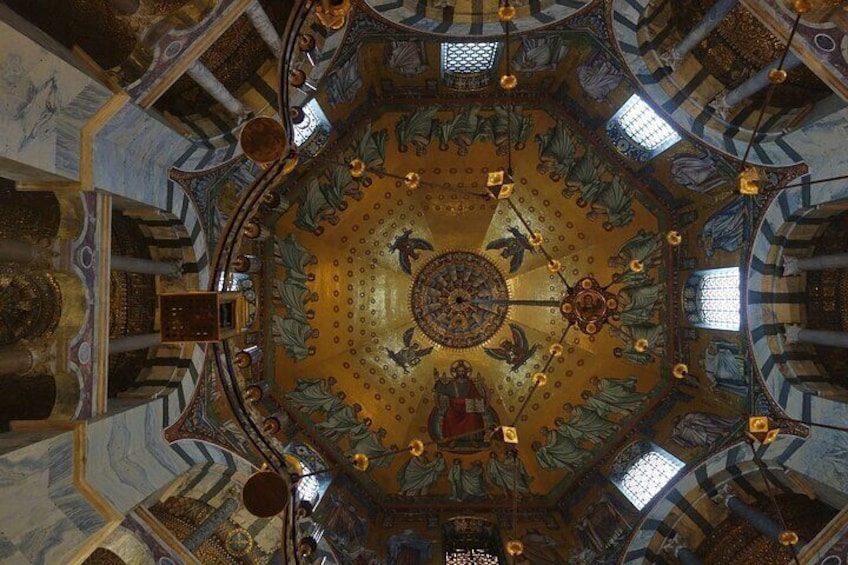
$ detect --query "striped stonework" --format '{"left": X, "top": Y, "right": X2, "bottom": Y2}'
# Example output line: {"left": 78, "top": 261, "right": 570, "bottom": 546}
{"left": 621, "top": 435, "right": 825, "bottom": 564}
{"left": 748, "top": 181, "right": 848, "bottom": 420}
{"left": 610, "top": 0, "right": 809, "bottom": 168}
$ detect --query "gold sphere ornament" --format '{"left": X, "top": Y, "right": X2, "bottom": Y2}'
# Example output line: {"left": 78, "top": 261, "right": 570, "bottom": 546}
{"left": 506, "top": 540, "right": 525, "bottom": 556}
{"left": 298, "top": 537, "right": 318, "bottom": 557}
{"left": 585, "top": 322, "right": 598, "bottom": 334}
{"left": 629, "top": 259, "right": 644, "bottom": 273}
{"left": 666, "top": 230, "right": 683, "bottom": 246}
{"left": 404, "top": 172, "right": 421, "bottom": 190}
{"left": 529, "top": 232, "right": 544, "bottom": 248}
{"left": 768, "top": 68, "right": 788, "bottom": 84}
{"left": 672, "top": 363, "right": 689, "bottom": 379}
{"left": 408, "top": 439, "right": 425, "bottom": 457}
{"left": 561, "top": 302, "right": 574, "bottom": 314}
{"left": 779, "top": 531, "right": 800, "bottom": 546}
{"left": 738, "top": 166, "right": 765, "bottom": 195}
{"left": 549, "top": 343, "right": 564, "bottom": 357}
{"left": 533, "top": 372, "right": 548, "bottom": 387}
{"left": 351, "top": 453, "right": 370, "bottom": 471}
{"left": 500, "top": 73, "right": 518, "bottom": 90}
{"left": 349, "top": 158, "right": 366, "bottom": 178}
{"left": 498, "top": 5, "right": 516, "bottom": 21}
{"left": 606, "top": 297, "right": 619, "bottom": 310}
{"left": 547, "top": 259, "right": 562, "bottom": 273}
{"left": 794, "top": 0, "right": 812, "bottom": 13}
{"left": 634, "top": 338, "right": 650, "bottom": 353}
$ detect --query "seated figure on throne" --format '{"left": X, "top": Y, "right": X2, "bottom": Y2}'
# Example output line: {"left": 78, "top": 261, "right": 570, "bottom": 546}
{"left": 428, "top": 360, "right": 499, "bottom": 451}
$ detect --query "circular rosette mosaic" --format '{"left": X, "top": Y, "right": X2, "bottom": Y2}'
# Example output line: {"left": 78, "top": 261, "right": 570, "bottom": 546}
{"left": 410, "top": 251, "right": 509, "bottom": 348}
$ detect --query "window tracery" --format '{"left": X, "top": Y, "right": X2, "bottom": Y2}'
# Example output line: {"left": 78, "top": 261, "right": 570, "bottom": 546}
{"left": 683, "top": 268, "right": 741, "bottom": 331}
{"left": 606, "top": 94, "right": 680, "bottom": 161}
{"left": 610, "top": 441, "right": 684, "bottom": 510}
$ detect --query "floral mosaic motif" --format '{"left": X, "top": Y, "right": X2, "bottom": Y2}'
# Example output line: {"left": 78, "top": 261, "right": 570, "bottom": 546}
{"left": 386, "top": 327, "right": 433, "bottom": 374}
{"left": 385, "top": 40, "right": 429, "bottom": 76}
{"left": 513, "top": 36, "right": 569, "bottom": 72}
{"left": 485, "top": 226, "right": 535, "bottom": 273}
{"left": 483, "top": 323, "right": 538, "bottom": 372}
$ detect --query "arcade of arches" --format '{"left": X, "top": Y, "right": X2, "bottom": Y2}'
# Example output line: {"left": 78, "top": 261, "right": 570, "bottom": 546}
{"left": 1, "top": 0, "right": 848, "bottom": 564}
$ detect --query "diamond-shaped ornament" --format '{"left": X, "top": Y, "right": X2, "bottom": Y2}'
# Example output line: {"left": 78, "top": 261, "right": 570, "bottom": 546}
{"left": 499, "top": 425, "right": 519, "bottom": 444}
{"left": 486, "top": 170, "right": 514, "bottom": 200}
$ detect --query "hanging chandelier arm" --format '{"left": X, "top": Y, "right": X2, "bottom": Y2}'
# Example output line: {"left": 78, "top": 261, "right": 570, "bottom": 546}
{"left": 509, "top": 325, "right": 570, "bottom": 427}
{"left": 504, "top": 198, "right": 571, "bottom": 289}
{"left": 775, "top": 173, "right": 848, "bottom": 191}
{"left": 739, "top": 10, "right": 803, "bottom": 170}
{"left": 748, "top": 442, "right": 803, "bottom": 565}
{"left": 469, "top": 298, "right": 561, "bottom": 307}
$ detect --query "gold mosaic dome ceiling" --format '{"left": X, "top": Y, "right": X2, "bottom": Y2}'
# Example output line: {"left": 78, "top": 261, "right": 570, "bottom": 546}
{"left": 268, "top": 103, "right": 675, "bottom": 509}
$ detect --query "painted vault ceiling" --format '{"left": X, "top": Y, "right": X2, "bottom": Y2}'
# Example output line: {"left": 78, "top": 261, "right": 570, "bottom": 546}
{"left": 268, "top": 103, "right": 673, "bottom": 508}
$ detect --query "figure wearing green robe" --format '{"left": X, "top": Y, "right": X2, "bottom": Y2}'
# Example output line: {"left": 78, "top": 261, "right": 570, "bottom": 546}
{"left": 448, "top": 459, "right": 487, "bottom": 501}
{"left": 315, "top": 403, "right": 363, "bottom": 441}
{"left": 275, "top": 278, "right": 317, "bottom": 323}
{"left": 273, "top": 233, "right": 315, "bottom": 281}
{"left": 554, "top": 404, "right": 616, "bottom": 444}
{"left": 272, "top": 316, "right": 317, "bottom": 361}
{"left": 487, "top": 451, "right": 532, "bottom": 494}
{"left": 590, "top": 376, "right": 645, "bottom": 414}
{"left": 346, "top": 426, "right": 394, "bottom": 468}
{"left": 397, "top": 453, "right": 446, "bottom": 496}
{"left": 534, "top": 428, "right": 590, "bottom": 471}
{"left": 618, "top": 283, "right": 663, "bottom": 326}
{"left": 609, "top": 229, "right": 662, "bottom": 271}
{"left": 284, "top": 377, "right": 340, "bottom": 413}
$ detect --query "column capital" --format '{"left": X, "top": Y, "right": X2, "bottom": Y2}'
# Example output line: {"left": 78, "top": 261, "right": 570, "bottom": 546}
{"left": 784, "top": 324, "right": 804, "bottom": 345}
{"left": 710, "top": 90, "right": 731, "bottom": 120}
{"left": 659, "top": 49, "right": 683, "bottom": 71}
{"left": 710, "top": 483, "right": 736, "bottom": 507}
{"left": 782, "top": 256, "right": 801, "bottom": 276}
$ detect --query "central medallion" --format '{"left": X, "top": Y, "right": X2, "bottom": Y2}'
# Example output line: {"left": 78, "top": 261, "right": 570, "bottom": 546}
{"left": 410, "top": 251, "right": 509, "bottom": 349}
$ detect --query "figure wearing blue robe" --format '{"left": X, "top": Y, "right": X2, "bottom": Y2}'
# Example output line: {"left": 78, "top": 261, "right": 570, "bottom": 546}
{"left": 703, "top": 339, "right": 747, "bottom": 397}
{"left": 699, "top": 197, "right": 746, "bottom": 258}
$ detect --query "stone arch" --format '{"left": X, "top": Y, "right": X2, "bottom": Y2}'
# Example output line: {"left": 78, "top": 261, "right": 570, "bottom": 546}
{"left": 621, "top": 435, "right": 846, "bottom": 564}
{"left": 609, "top": 0, "right": 832, "bottom": 167}
{"left": 747, "top": 182, "right": 848, "bottom": 419}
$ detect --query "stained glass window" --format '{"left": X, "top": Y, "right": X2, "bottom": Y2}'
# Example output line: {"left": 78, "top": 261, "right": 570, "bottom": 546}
{"left": 441, "top": 43, "right": 499, "bottom": 74}
{"left": 696, "top": 268, "right": 740, "bottom": 331}
{"left": 619, "top": 450, "right": 684, "bottom": 510}
{"left": 296, "top": 465, "right": 320, "bottom": 505}
{"left": 446, "top": 549, "right": 501, "bottom": 565}
{"left": 607, "top": 94, "right": 680, "bottom": 160}
{"left": 292, "top": 98, "right": 328, "bottom": 146}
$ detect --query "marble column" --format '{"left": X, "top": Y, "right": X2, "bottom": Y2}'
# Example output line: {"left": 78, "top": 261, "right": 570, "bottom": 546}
{"left": 187, "top": 60, "right": 248, "bottom": 117}
{"left": 109, "top": 333, "right": 161, "bottom": 354}
{"left": 182, "top": 498, "right": 240, "bottom": 551}
{"left": 662, "top": 533, "right": 703, "bottom": 565}
{"left": 108, "top": 0, "right": 139, "bottom": 14}
{"left": 0, "top": 239, "right": 52, "bottom": 265}
{"left": 660, "top": 0, "right": 740, "bottom": 70}
{"left": 714, "top": 487, "right": 805, "bottom": 548}
{"left": 783, "top": 252, "right": 848, "bottom": 275}
{"left": 111, "top": 255, "right": 181, "bottom": 277}
{"left": 0, "top": 344, "right": 34, "bottom": 376}
{"left": 246, "top": 0, "right": 282, "bottom": 58}
{"left": 784, "top": 325, "right": 848, "bottom": 348}
{"left": 711, "top": 52, "right": 803, "bottom": 118}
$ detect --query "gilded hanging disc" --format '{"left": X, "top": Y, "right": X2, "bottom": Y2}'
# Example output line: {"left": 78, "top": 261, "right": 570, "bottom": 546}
{"left": 242, "top": 470, "right": 291, "bottom": 517}
{"left": 240, "top": 117, "right": 289, "bottom": 165}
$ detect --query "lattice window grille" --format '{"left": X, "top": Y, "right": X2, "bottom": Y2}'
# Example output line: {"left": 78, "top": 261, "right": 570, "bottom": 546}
{"left": 446, "top": 549, "right": 501, "bottom": 565}
{"left": 697, "top": 268, "right": 741, "bottom": 331}
{"left": 619, "top": 451, "right": 684, "bottom": 510}
{"left": 296, "top": 464, "right": 321, "bottom": 504}
{"left": 293, "top": 98, "right": 327, "bottom": 146}
{"left": 441, "top": 43, "right": 499, "bottom": 75}
{"left": 614, "top": 94, "right": 680, "bottom": 152}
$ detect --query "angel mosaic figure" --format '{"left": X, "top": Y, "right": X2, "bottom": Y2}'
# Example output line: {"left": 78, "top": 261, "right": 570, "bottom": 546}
{"left": 389, "top": 229, "right": 434, "bottom": 275}
{"left": 484, "top": 323, "right": 538, "bottom": 371}
{"left": 386, "top": 327, "right": 433, "bottom": 373}
{"left": 486, "top": 227, "right": 535, "bottom": 274}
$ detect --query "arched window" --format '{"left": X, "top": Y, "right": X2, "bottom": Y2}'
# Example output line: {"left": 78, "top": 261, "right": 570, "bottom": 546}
{"left": 285, "top": 442, "right": 330, "bottom": 510}
{"left": 443, "top": 517, "right": 505, "bottom": 565}
{"left": 441, "top": 42, "right": 499, "bottom": 90}
{"left": 610, "top": 441, "right": 684, "bottom": 510}
{"left": 606, "top": 94, "right": 680, "bottom": 161}
{"left": 292, "top": 98, "right": 329, "bottom": 147}
{"left": 683, "top": 267, "right": 741, "bottom": 331}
